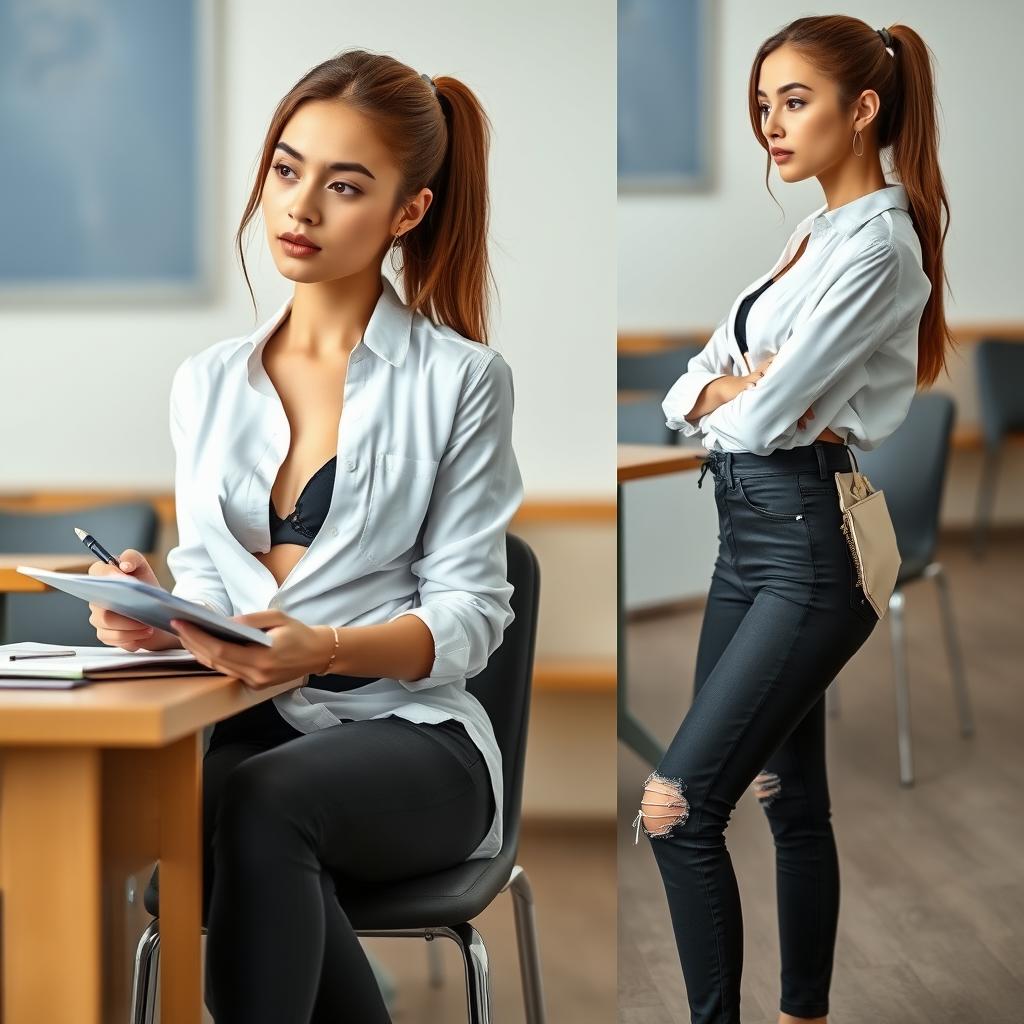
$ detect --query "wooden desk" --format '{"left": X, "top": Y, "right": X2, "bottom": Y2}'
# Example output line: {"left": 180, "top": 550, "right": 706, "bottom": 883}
{"left": 617, "top": 444, "right": 706, "bottom": 766}
{"left": 0, "top": 672, "right": 296, "bottom": 1023}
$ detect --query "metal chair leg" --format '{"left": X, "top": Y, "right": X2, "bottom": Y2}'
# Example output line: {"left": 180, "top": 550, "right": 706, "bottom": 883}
{"left": 925, "top": 562, "right": 975, "bottom": 738}
{"left": 887, "top": 590, "right": 914, "bottom": 786}
{"left": 450, "top": 922, "right": 492, "bottom": 1024}
{"left": 130, "top": 919, "right": 209, "bottom": 1024}
{"left": 502, "top": 865, "right": 548, "bottom": 1024}
{"left": 130, "top": 918, "right": 160, "bottom": 1024}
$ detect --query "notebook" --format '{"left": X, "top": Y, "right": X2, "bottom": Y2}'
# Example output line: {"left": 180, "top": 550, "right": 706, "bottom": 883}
{"left": 0, "top": 642, "right": 219, "bottom": 688}
{"left": 14, "top": 566, "right": 273, "bottom": 647}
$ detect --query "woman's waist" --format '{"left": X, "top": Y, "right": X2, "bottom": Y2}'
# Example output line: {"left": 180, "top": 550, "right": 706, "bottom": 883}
{"left": 701, "top": 440, "right": 854, "bottom": 480}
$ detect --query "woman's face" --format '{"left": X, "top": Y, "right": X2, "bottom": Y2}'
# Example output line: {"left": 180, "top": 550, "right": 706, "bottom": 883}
{"left": 756, "top": 45, "right": 869, "bottom": 183}
{"left": 261, "top": 98, "right": 432, "bottom": 284}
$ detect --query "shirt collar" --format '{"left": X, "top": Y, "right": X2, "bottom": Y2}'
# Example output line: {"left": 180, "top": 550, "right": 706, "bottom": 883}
{"left": 808, "top": 182, "right": 910, "bottom": 240}
{"left": 243, "top": 275, "right": 414, "bottom": 374}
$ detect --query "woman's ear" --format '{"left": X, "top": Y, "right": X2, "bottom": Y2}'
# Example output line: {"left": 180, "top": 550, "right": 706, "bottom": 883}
{"left": 392, "top": 187, "right": 434, "bottom": 236}
{"left": 852, "top": 89, "right": 881, "bottom": 134}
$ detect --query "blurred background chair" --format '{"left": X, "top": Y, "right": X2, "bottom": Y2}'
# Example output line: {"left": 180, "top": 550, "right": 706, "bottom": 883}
{"left": 0, "top": 502, "right": 159, "bottom": 645}
{"left": 617, "top": 346, "right": 700, "bottom": 446}
{"left": 826, "top": 393, "right": 974, "bottom": 786}
{"left": 131, "top": 533, "right": 545, "bottom": 1024}
{"left": 972, "top": 338, "right": 1024, "bottom": 558}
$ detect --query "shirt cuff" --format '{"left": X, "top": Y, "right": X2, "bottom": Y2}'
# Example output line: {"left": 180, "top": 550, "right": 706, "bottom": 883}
{"left": 663, "top": 371, "right": 727, "bottom": 436}
{"left": 388, "top": 605, "right": 472, "bottom": 687}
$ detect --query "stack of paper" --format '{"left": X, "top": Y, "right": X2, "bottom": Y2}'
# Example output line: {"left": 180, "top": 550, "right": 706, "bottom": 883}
{"left": 0, "top": 641, "right": 218, "bottom": 689}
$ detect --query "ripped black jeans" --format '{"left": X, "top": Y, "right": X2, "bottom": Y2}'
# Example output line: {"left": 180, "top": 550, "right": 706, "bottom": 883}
{"left": 634, "top": 441, "right": 878, "bottom": 1023}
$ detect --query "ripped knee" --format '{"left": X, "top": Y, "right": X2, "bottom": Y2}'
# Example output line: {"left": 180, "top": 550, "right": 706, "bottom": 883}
{"left": 753, "top": 769, "right": 781, "bottom": 808}
{"left": 632, "top": 770, "right": 690, "bottom": 843}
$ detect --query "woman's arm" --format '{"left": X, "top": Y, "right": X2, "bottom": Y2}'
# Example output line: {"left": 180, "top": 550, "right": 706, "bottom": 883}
{"left": 371, "top": 352, "right": 524, "bottom": 691}
{"left": 700, "top": 239, "right": 902, "bottom": 455}
{"left": 309, "top": 616, "right": 435, "bottom": 681}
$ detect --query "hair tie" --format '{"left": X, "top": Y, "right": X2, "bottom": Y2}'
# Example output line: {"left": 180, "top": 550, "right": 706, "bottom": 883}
{"left": 876, "top": 27, "right": 895, "bottom": 57}
{"left": 420, "top": 72, "right": 437, "bottom": 95}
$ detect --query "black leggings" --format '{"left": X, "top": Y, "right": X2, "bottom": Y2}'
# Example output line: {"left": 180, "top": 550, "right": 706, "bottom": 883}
{"left": 637, "top": 441, "right": 878, "bottom": 1023}
{"left": 201, "top": 673, "right": 495, "bottom": 1024}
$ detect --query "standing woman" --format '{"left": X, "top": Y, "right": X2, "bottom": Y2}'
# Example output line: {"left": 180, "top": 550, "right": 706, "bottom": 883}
{"left": 632, "top": 17, "right": 951, "bottom": 1024}
{"left": 86, "top": 51, "right": 523, "bottom": 1023}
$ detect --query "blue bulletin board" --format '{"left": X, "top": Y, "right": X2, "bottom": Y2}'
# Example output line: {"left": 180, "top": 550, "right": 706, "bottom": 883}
{"left": 0, "top": 0, "right": 218, "bottom": 305}
{"left": 618, "top": 0, "right": 715, "bottom": 192}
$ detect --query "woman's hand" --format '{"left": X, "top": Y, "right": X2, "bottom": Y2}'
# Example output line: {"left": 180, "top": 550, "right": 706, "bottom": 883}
{"left": 739, "top": 353, "right": 817, "bottom": 431}
{"left": 170, "top": 609, "right": 334, "bottom": 689}
{"left": 87, "top": 549, "right": 181, "bottom": 651}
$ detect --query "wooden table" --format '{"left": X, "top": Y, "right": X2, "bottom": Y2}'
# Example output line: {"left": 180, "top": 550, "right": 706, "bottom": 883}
{"left": 617, "top": 444, "right": 706, "bottom": 766}
{"left": 0, "top": 670, "right": 296, "bottom": 1023}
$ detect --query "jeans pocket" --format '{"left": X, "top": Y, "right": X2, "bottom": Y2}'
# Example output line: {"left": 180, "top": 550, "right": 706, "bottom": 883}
{"left": 735, "top": 475, "right": 805, "bottom": 522}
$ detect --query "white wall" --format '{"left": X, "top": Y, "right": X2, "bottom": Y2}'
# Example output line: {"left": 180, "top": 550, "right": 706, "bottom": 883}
{"left": 0, "top": 0, "right": 617, "bottom": 501}
{"left": 621, "top": 1, "right": 1024, "bottom": 609}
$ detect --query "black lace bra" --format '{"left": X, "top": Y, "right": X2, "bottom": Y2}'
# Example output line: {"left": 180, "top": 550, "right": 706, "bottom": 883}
{"left": 268, "top": 454, "right": 337, "bottom": 546}
{"left": 735, "top": 276, "right": 774, "bottom": 356}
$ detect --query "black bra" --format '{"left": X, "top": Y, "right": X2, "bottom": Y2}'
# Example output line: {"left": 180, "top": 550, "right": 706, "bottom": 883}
{"left": 735, "top": 277, "right": 774, "bottom": 356}
{"left": 268, "top": 455, "right": 337, "bottom": 547}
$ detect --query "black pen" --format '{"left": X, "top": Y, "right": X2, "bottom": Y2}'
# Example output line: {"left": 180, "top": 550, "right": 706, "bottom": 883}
{"left": 74, "top": 526, "right": 121, "bottom": 567}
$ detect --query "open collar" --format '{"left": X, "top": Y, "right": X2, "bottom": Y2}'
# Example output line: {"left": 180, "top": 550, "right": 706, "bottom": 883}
{"left": 808, "top": 183, "right": 910, "bottom": 240}
{"left": 242, "top": 275, "right": 415, "bottom": 381}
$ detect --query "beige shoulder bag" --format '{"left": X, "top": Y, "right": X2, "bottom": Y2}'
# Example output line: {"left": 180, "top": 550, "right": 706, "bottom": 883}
{"left": 834, "top": 448, "right": 902, "bottom": 619}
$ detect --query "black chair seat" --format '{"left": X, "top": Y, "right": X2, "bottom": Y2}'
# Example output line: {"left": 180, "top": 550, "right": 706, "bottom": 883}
{"left": 143, "top": 843, "right": 516, "bottom": 930}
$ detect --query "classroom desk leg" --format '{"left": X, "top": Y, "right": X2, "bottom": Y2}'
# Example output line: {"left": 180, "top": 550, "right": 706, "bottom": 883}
{"left": 616, "top": 481, "right": 665, "bottom": 767}
{"left": 0, "top": 735, "right": 204, "bottom": 1024}
{"left": 1, "top": 746, "right": 104, "bottom": 1024}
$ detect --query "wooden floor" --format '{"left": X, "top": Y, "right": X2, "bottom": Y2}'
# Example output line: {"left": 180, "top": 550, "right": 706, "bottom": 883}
{"left": 618, "top": 533, "right": 1024, "bottom": 1024}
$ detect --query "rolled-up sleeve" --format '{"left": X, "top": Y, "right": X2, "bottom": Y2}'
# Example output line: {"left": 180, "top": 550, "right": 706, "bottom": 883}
{"left": 662, "top": 316, "right": 733, "bottom": 437}
{"left": 389, "top": 352, "right": 525, "bottom": 690}
{"left": 702, "top": 239, "right": 900, "bottom": 455}
{"left": 164, "top": 359, "right": 233, "bottom": 617}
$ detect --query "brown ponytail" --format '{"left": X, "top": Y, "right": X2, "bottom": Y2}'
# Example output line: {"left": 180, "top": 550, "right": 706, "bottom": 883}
{"left": 235, "top": 50, "right": 494, "bottom": 343}
{"left": 747, "top": 16, "right": 954, "bottom": 387}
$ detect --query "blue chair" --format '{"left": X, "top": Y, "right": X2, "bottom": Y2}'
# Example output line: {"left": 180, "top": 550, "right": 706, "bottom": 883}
{"left": 0, "top": 502, "right": 159, "bottom": 645}
{"left": 618, "top": 395, "right": 676, "bottom": 445}
{"left": 827, "top": 393, "right": 974, "bottom": 786}
{"left": 617, "top": 346, "right": 700, "bottom": 392}
{"left": 972, "top": 339, "right": 1024, "bottom": 558}
{"left": 130, "top": 533, "right": 545, "bottom": 1024}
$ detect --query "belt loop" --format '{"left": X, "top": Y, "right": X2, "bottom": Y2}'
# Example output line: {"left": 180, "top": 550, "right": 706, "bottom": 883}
{"left": 815, "top": 443, "right": 827, "bottom": 480}
{"left": 725, "top": 452, "right": 735, "bottom": 489}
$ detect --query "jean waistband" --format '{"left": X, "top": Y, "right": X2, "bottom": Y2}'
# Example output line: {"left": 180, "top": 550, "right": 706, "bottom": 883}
{"left": 696, "top": 441, "right": 855, "bottom": 490}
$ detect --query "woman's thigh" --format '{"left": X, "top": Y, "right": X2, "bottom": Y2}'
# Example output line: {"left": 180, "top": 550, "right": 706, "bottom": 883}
{"left": 210, "top": 715, "right": 494, "bottom": 883}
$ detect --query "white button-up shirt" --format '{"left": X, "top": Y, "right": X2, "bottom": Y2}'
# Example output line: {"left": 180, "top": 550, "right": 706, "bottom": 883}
{"left": 662, "top": 183, "right": 932, "bottom": 455}
{"left": 165, "top": 275, "right": 524, "bottom": 860}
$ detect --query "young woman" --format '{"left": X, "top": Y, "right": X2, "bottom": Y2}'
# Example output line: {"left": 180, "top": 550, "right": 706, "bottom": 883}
{"left": 632, "top": 17, "right": 952, "bottom": 1024}
{"left": 86, "top": 50, "right": 523, "bottom": 1023}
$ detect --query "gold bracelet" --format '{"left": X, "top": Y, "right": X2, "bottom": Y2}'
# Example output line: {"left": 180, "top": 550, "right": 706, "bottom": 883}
{"left": 320, "top": 625, "right": 341, "bottom": 675}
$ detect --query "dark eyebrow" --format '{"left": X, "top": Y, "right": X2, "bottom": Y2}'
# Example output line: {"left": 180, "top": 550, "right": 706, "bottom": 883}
{"left": 274, "top": 141, "right": 376, "bottom": 180}
{"left": 756, "top": 82, "right": 814, "bottom": 98}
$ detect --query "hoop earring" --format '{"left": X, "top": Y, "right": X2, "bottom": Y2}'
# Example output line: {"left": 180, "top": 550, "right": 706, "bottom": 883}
{"left": 388, "top": 231, "right": 402, "bottom": 274}
{"left": 852, "top": 129, "right": 864, "bottom": 157}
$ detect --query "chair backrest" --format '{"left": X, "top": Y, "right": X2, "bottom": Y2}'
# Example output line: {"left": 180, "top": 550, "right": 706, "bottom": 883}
{"left": 618, "top": 396, "right": 676, "bottom": 445}
{"left": 617, "top": 346, "right": 700, "bottom": 392}
{"left": 856, "top": 392, "right": 955, "bottom": 577}
{"left": 466, "top": 532, "right": 541, "bottom": 854}
{"left": 975, "top": 338, "right": 1024, "bottom": 446}
{"left": 0, "top": 501, "right": 159, "bottom": 644}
